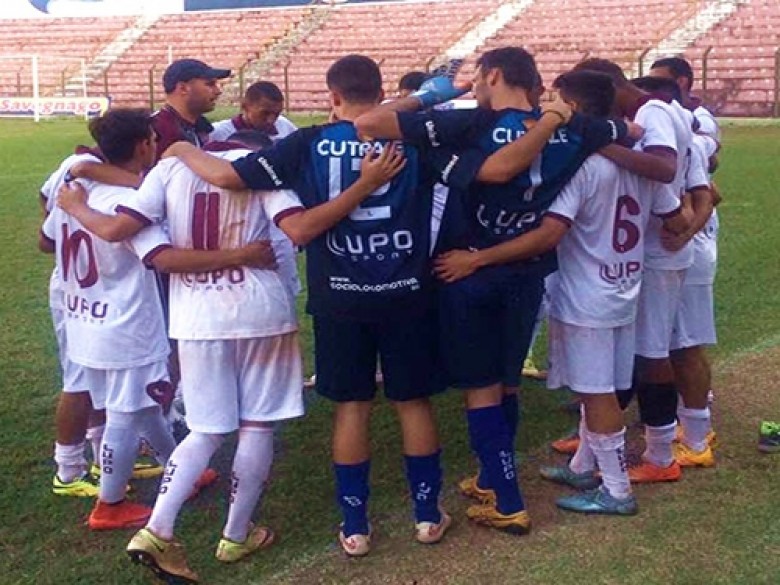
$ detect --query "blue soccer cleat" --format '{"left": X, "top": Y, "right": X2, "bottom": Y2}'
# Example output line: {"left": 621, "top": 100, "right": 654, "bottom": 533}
{"left": 540, "top": 465, "right": 600, "bottom": 490}
{"left": 556, "top": 487, "right": 638, "bottom": 516}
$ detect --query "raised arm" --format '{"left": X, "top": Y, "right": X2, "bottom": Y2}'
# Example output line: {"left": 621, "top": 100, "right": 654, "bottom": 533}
{"left": 476, "top": 99, "right": 572, "bottom": 183}
{"left": 57, "top": 181, "right": 145, "bottom": 242}
{"left": 355, "top": 76, "right": 471, "bottom": 140}
{"left": 278, "top": 144, "right": 406, "bottom": 247}
{"left": 433, "top": 216, "right": 569, "bottom": 283}
{"left": 164, "top": 141, "right": 246, "bottom": 190}
{"left": 599, "top": 144, "right": 676, "bottom": 183}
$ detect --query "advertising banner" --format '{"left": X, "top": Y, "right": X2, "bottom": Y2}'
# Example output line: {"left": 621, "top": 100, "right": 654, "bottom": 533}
{"left": 0, "top": 96, "right": 110, "bottom": 118}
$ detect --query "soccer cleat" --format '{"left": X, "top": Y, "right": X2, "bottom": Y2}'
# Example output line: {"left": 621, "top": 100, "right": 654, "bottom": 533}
{"left": 550, "top": 430, "right": 580, "bottom": 455}
{"left": 759, "top": 421, "right": 780, "bottom": 453}
{"left": 338, "top": 526, "right": 372, "bottom": 557}
{"left": 674, "top": 425, "right": 718, "bottom": 450}
{"left": 457, "top": 475, "right": 496, "bottom": 504}
{"left": 673, "top": 442, "right": 716, "bottom": 468}
{"left": 90, "top": 461, "right": 164, "bottom": 481}
{"left": 187, "top": 468, "right": 218, "bottom": 501}
{"left": 127, "top": 528, "right": 199, "bottom": 584}
{"left": 556, "top": 487, "right": 638, "bottom": 516}
{"left": 465, "top": 503, "right": 531, "bottom": 535}
{"left": 52, "top": 473, "right": 99, "bottom": 497}
{"left": 539, "top": 465, "right": 601, "bottom": 490}
{"left": 415, "top": 511, "right": 452, "bottom": 545}
{"left": 521, "top": 357, "right": 547, "bottom": 380}
{"left": 88, "top": 499, "right": 152, "bottom": 530}
{"left": 215, "top": 523, "right": 275, "bottom": 563}
{"left": 627, "top": 459, "right": 682, "bottom": 483}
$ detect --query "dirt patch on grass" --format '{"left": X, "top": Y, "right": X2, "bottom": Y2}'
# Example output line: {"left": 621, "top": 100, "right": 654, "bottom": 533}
{"left": 266, "top": 345, "right": 780, "bottom": 585}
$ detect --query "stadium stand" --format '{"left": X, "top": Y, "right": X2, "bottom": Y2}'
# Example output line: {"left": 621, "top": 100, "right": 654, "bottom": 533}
{"left": 684, "top": 0, "right": 780, "bottom": 116}
{"left": 0, "top": 0, "right": 777, "bottom": 116}
{"left": 0, "top": 16, "right": 135, "bottom": 97}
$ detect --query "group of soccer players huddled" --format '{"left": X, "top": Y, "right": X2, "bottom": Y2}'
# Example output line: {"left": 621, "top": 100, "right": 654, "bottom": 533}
{"left": 39, "top": 46, "right": 723, "bottom": 583}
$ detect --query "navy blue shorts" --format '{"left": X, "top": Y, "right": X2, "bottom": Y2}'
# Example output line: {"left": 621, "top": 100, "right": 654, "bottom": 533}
{"left": 438, "top": 269, "right": 545, "bottom": 389}
{"left": 313, "top": 309, "right": 445, "bottom": 403}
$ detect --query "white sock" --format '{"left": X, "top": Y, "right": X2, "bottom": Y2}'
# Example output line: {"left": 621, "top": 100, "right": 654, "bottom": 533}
{"left": 588, "top": 428, "right": 632, "bottom": 500}
{"left": 643, "top": 423, "right": 677, "bottom": 467}
{"left": 707, "top": 389, "right": 715, "bottom": 406}
{"left": 100, "top": 411, "right": 140, "bottom": 504}
{"left": 147, "top": 432, "right": 223, "bottom": 540}
{"left": 135, "top": 406, "right": 177, "bottom": 466}
{"left": 568, "top": 407, "right": 595, "bottom": 474}
{"left": 223, "top": 426, "right": 274, "bottom": 542}
{"left": 86, "top": 424, "right": 105, "bottom": 465}
{"left": 54, "top": 441, "right": 87, "bottom": 483}
{"left": 678, "top": 406, "right": 711, "bottom": 452}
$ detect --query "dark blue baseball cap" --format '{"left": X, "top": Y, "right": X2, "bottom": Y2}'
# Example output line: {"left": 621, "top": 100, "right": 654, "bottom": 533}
{"left": 163, "top": 59, "right": 231, "bottom": 93}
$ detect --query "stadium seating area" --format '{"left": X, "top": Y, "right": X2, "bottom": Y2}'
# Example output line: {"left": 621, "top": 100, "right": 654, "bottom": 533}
{"left": 0, "top": 0, "right": 777, "bottom": 116}
{"left": 684, "top": 0, "right": 780, "bottom": 116}
{"left": 0, "top": 16, "right": 134, "bottom": 97}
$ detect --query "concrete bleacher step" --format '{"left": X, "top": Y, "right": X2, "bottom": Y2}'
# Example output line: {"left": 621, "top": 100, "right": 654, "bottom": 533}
{"left": 59, "top": 13, "right": 161, "bottom": 96}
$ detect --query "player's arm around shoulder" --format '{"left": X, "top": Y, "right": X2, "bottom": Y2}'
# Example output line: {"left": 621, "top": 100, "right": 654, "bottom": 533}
{"left": 56, "top": 181, "right": 144, "bottom": 242}
{"left": 148, "top": 240, "right": 277, "bottom": 274}
{"left": 276, "top": 144, "right": 406, "bottom": 247}
{"left": 164, "top": 141, "right": 245, "bottom": 190}
{"left": 70, "top": 160, "right": 142, "bottom": 189}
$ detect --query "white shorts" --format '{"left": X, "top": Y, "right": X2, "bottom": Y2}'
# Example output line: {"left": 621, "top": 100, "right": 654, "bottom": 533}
{"left": 635, "top": 268, "right": 685, "bottom": 359}
{"left": 178, "top": 333, "right": 304, "bottom": 434}
{"left": 670, "top": 284, "right": 717, "bottom": 350}
{"left": 547, "top": 318, "right": 635, "bottom": 394}
{"left": 80, "top": 360, "right": 169, "bottom": 413}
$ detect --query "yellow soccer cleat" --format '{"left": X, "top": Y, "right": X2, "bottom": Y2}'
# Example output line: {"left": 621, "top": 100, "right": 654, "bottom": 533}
{"left": 127, "top": 528, "right": 199, "bottom": 584}
{"left": 466, "top": 503, "right": 531, "bottom": 535}
{"left": 457, "top": 475, "right": 496, "bottom": 504}
{"left": 52, "top": 473, "right": 99, "bottom": 498}
{"left": 673, "top": 442, "right": 716, "bottom": 468}
{"left": 91, "top": 461, "right": 164, "bottom": 481}
{"left": 216, "top": 523, "right": 275, "bottom": 563}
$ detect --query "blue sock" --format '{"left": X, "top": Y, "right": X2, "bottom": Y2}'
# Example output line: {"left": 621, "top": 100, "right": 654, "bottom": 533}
{"left": 334, "top": 460, "right": 370, "bottom": 537}
{"left": 502, "top": 393, "right": 520, "bottom": 446}
{"left": 404, "top": 451, "right": 442, "bottom": 524}
{"left": 467, "top": 406, "right": 525, "bottom": 515}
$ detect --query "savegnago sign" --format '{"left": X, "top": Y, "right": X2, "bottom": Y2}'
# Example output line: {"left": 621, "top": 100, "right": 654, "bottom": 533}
{"left": 0, "top": 96, "right": 110, "bottom": 118}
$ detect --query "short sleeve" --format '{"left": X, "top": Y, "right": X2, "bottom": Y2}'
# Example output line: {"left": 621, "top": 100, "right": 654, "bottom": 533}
{"left": 429, "top": 147, "right": 487, "bottom": 191}
{"left": 686, "top": 140, "right": 710, "bottom": 191}
{"left": 116, "top": 164, "right": 167, "bottom": 226}
{"left": 126, "top": 223, "right": 172, "bottom": 265}
{"left": 208, "top": 119, "right": 234, "bottom": 143}
{"left": 568, "top": 113, "right": 629, "bottom": 153}
{"left": 648, "top": 179, "right": 681, "bottom": 218}
{"left": 231, "top": 130, "right": 305, "bottom": 190}
{"left": 41, "top": 207, "right": 58, "bottom": 241}
{"left": 397, "top": 109, "right": 478, "bottom": 149}
{"left": 635, "top": 103, "right": 678, "bottom": 153}
{"left": 260, "top": 189, "right": 306, "bottom": 225}
{"left": 546, "top": 163, "right": 590, "bottom": 224}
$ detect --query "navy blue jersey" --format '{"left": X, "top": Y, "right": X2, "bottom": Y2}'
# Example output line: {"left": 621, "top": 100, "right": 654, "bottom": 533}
{"left": 398, "top": 108, "right": 627, "bottom": 275}
{"left": 232, "top": 121, "right": 481, "bottom": 321}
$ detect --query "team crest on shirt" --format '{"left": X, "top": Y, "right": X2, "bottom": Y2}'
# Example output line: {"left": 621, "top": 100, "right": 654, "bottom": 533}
{"left": 599, "top": 261, "right": 642, "bottom": 291}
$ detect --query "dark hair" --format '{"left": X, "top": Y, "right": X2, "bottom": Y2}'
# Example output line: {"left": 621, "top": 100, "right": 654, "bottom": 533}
{"left": 632, "top": 75, "right": 683, "bottom": 103}
{"left": 326, "top": 54, "right": 382, "bottom": 104}
{"left": 398, "top": 70, "right": 428, "bottom": 92}
{"left": 475, "top": 47, "right": 538, "bottom": 91}
{"left": 651, "top": 56, "right": 694, "bottom": 90}
{"left": 227, "top": 129, "right": 274, "bottom": 150}
{"left": 244, "top": 80, "right": 284, "bottom": 104}
{"left": 553, "top": 70, "right": 615, "bottom": 117}
{"left": 573, "top": 58, "right": 628, "bottom": 86}
{"left": 88, "top": 108, "right": 152, "bottom": 164}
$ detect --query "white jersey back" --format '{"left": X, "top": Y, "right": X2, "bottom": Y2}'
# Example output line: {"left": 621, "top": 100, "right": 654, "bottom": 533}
{"left": 123, "top": 151, "right": 299, "bottom": 340}
{"left": 546, "top": 155, "right": 680, "bottom": 328}
{"left": 41, "top": 180, "right": 170, "bottom": 369}
{"left": 41, "top": 153, "right": 102, "bottom": 310}
{"left": 635, "top": 98, "right": 694, "bottom": 270}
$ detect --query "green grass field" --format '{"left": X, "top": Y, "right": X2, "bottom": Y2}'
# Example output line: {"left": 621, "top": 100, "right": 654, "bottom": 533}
{"left": 1, "top": 117, "right": 779, "bottom": 584}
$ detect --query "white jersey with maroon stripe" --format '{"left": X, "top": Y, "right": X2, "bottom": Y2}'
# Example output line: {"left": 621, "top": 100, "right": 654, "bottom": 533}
{"left": 122, "top": 150, "right": 301, "bottom": 341}
{"left": 635, "top": 98, "right": 695, "bottom": 271}
{"left": 209, "top": 114, "right": 298, "bottom": 144}
{"left": 546, "top": 154, "right": 680, "bottom": 328}
{"left": 41, "top": 180, "right": 170, "bottom": 369}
